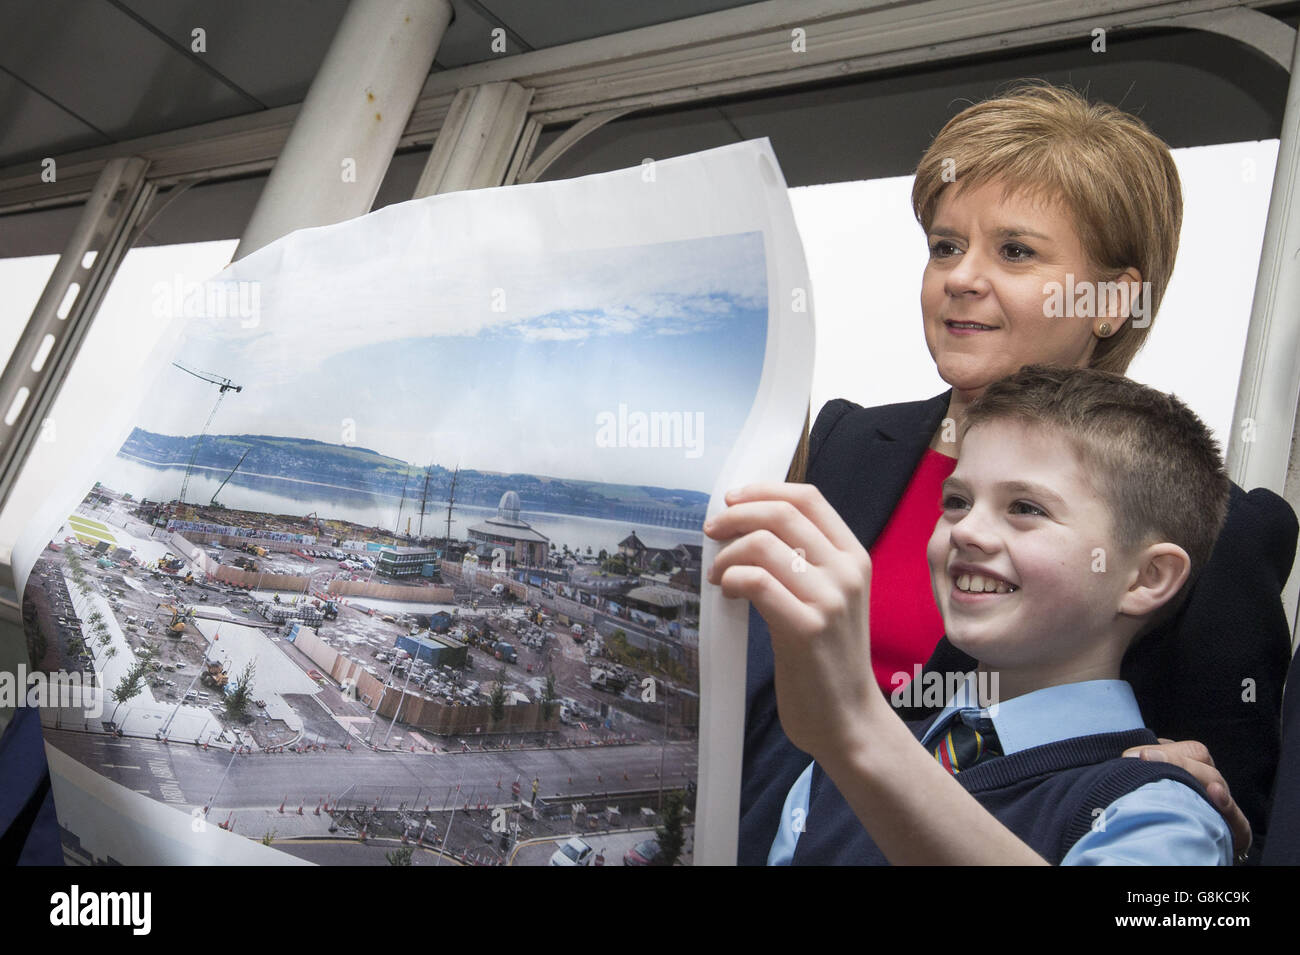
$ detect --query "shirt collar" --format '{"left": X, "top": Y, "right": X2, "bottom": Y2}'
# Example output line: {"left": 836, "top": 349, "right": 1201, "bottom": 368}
{"left": 919, "top": 672, "right": 1146, "bottom": 755}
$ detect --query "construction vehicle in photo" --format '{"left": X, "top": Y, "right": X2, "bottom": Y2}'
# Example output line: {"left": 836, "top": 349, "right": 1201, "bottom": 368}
{"left": 157, "top": 603, "right": 196, "bottom": 637}
{"left": 201, "top": 659, "right": 229, "bottom": 690}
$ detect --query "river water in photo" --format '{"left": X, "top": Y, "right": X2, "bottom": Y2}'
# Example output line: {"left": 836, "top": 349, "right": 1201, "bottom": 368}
{"left": 98, "top": 454, "right": 705, "bottom": 556}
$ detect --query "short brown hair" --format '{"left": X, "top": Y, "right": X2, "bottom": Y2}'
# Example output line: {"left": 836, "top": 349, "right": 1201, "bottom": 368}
{"left": 962, "top": 365, "right": 1229, "bottom": 618}
{"left": 911, "top": 80, "right": 1183, "bottom": 375}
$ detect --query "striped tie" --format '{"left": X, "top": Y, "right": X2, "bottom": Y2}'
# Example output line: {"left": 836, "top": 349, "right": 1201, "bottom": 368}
{"left": 933, "top": 710, "right": 1001, "bottom": 774}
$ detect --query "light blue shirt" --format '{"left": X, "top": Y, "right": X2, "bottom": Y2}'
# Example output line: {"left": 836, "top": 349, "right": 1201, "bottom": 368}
{"left": 768, "top": 675, "right": 1233, "bottom": 865}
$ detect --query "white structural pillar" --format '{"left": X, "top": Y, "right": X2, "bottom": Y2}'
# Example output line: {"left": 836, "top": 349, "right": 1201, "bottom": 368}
{"left": 1226, "top": 28, "right": 1300, "bottom": 637}
{"left": 234, "top": 0, "right": 453, "bottom": 260}
{"left": 412, "top": 82, "right": 534, "bottom": 197}
{"left": 0, "top": 158, "right": 153, "bottom": 520}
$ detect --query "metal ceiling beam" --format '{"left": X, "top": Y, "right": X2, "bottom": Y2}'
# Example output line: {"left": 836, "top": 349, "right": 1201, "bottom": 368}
{"left": 1, "top": 0, "right": 1289, "bottom": 218}
{"left": 412, "top": 81, "right": 534, "bottom": 196}
{"left": 516, "top": 107, "right": 635, "bottom": 184}
{"left": 1146, "top": 5, "right": 1296, "bottom": 67}
{"left": 235, "top": 0, "right": 454, "bottom": 258}
{"left": 418, "top": 0, "right": 1292, "bottom": 122}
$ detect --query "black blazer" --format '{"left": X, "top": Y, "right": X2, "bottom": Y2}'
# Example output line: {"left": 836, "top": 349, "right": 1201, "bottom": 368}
{"left": 740, "top": 391, "right": 1297, "bottom": 864}
{"left": 1264, "top": 644, "right": 1300, "bottom": 863}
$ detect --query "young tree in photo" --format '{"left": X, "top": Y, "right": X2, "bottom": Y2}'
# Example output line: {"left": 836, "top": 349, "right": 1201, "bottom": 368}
{"left": 490, "top": 667, "right": 507, "bottom": 724}
{"left": 656, "top": 791, "right": 686, "bottom": 867}
{"left": 386, "top": 845, "right": 413, "bottom": 866}
{"left": 223, "top": 660, "right": 257, "bottom": 723}
{"left": 109, "top": 658, "right": 150, "bottom": 723}
{"left": 541, "top": 672, "right": 558, "bottom": 721}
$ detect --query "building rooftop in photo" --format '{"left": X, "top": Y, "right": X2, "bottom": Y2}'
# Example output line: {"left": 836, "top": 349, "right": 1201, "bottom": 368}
{"left": 625, "top": 584, "right": 691, "bottom": 608}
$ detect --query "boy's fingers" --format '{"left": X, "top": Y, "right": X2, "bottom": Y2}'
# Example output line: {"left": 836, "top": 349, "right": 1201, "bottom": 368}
{"left": 716, "top": 483, "right": 865, "bottom": 556}
{"left": 709, "top": 530, "right": 840, "bottom": 605}
{"left": 705, "top": 499, "right": 839, "bottom": 567}
{"left": 712, "top": 563, "right": 823, "bottom": 637}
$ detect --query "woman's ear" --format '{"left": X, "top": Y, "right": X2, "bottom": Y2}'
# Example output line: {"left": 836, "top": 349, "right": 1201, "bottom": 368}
{"left": 1097, "top": 266, "right": 1144, "bottom": 333}
{"left": 1118, "top": 542, "right": 1189, "bottom": 618}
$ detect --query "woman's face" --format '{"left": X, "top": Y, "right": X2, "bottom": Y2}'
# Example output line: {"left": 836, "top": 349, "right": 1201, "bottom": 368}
{"left": 921, "top": 179, "right": 1104, "bottom": 399}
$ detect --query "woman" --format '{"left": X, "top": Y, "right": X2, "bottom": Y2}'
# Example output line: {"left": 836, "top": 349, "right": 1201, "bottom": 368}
{"left": 736, "top": 81, "right": 1296, "bottom": 864}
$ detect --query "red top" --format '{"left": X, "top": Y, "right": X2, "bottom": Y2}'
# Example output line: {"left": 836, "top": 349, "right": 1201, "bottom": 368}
{"left": 866, "top": 447, "right": 957, "bottom": 694}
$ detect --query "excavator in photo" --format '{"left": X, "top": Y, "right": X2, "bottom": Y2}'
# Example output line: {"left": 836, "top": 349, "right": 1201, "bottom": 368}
{"left": 156, "top": 603, "right": 196, "bottom": 637}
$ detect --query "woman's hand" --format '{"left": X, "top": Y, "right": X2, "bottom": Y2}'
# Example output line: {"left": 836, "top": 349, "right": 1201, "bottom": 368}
{"left": 1123, "top": 738, "right": 1252, "bottom": 858}
{"left": 704, "top": 482, "right": 882, "bottom": 763}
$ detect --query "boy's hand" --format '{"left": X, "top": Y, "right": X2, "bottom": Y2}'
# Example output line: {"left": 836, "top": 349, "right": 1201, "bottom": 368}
{"left": 704, "top": 482, "right": 881, "bottom": 763}
{"left": 1123, "top": 738, "right": 1252, "bottom": 858}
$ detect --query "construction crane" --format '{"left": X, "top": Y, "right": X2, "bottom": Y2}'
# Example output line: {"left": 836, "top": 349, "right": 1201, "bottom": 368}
{"left": 417, "top": 463, "right": 433, "bottom": 538}
{"left": 394, "top": 467, "right": 409, "bottom": 537}
{"left": 173, "top": 363, "right": 242, "bottom": 505}
{"left": 444, "top": 464, "right": 458, "bottom": 542}
{"left": 210, "top": 447, "right": 251, "bottom": 507}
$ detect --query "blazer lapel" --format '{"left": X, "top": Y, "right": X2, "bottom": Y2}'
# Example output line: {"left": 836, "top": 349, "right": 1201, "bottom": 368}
{"left": 809, "top": 390, "right": 952, "bottom": 551}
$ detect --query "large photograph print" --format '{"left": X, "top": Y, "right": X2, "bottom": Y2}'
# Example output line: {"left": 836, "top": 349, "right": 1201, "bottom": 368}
{"left": 18, "top": 140, "right": 813, "bottom": 865}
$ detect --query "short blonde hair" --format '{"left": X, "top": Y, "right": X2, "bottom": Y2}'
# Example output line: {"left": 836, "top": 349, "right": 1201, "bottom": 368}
{"left": 911, "top": 80, "right": 1183, "bottom": 375}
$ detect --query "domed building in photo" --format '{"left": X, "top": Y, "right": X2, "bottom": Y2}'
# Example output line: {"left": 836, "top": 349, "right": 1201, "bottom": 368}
{"left": 467, "top": 490, "right": 549, "bottom": 568}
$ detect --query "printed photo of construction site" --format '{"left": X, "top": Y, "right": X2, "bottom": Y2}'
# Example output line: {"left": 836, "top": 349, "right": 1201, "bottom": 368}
{"left": 23, "top": 230, "right": 768, "bottom": 865}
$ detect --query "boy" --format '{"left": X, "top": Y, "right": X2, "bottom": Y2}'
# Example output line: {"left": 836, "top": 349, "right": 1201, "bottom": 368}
{"left": 705, "top": 365, "right": 1233, "bottom": 864}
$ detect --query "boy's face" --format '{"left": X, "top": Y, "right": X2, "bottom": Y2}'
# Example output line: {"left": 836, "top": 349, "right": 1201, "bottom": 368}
{"left": 925, "top": 419, "right": 1137, "bottom": 686}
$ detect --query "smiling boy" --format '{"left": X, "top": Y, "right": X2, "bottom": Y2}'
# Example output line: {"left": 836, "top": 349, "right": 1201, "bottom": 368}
{"left": 707, "top": 364, "right": 1234, "bottom": 864}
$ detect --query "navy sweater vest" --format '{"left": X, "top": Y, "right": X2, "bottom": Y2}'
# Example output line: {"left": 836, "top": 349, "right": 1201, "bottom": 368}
{"left": 789, "top": 721, "right": 1211, "bottom": 865}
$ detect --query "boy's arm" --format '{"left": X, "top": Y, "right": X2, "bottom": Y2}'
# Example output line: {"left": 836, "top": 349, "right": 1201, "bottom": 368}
{"left": 1061, "top": 781, "right": 1233, "bottom": 865}
{"left": 706, "top": 482, "right": 1048, "bottom": 865}
{"left": 816, "top": 691, "right": 1050, "bottom": 864}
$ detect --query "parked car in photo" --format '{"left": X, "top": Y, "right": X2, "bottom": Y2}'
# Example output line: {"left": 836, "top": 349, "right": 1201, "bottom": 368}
{"left": 548, "top": 837, "right": 594, "bottom": 866}
{"left": 623, "top": 839, "right": 663, "bottom": 866}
